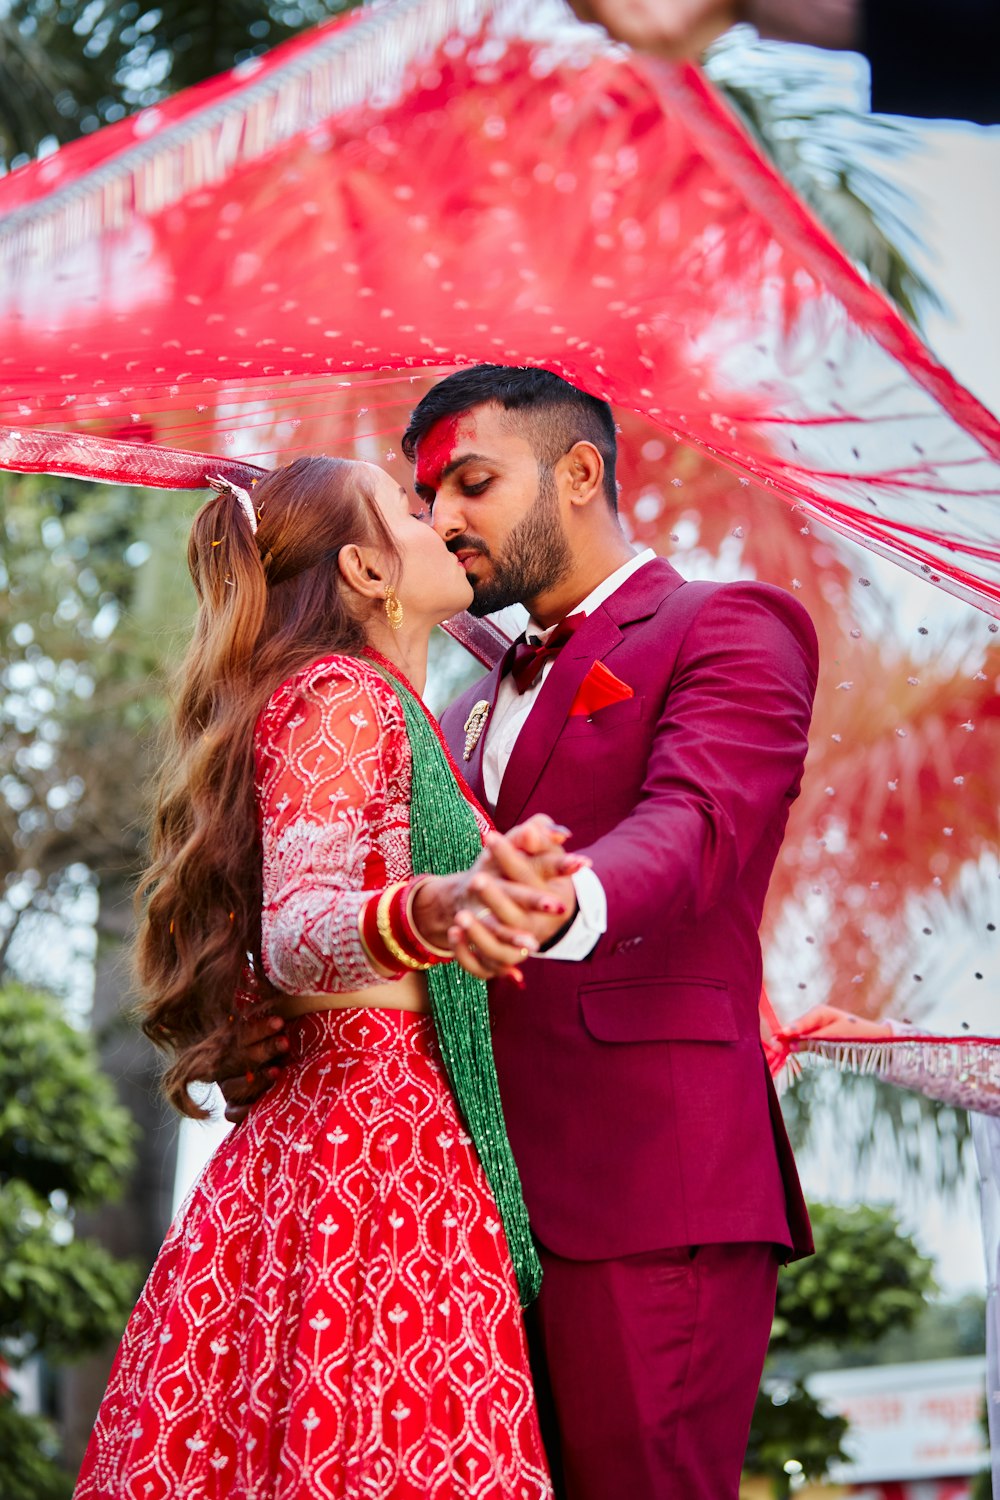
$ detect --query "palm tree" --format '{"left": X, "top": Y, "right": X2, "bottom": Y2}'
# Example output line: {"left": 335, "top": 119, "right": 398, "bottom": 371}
{"left": 704, "top": 26, "right": 938, "bottom": 327}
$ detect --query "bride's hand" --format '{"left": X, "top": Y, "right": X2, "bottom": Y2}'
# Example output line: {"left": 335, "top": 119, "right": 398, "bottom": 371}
{"left": 450, "top": 820, "right": 585, "bottom": 978}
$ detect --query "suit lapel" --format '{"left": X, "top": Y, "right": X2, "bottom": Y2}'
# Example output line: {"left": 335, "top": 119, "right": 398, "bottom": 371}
{"left": 602, "top": 555, "right": 685, "bottom": 631}
{"left": 493, "top": 559, "right": 686, "bottom": 828}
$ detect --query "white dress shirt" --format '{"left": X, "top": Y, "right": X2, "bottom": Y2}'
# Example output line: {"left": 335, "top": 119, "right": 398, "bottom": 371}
{"left": 483, "top": 548, "right": 656, "bottom": 960}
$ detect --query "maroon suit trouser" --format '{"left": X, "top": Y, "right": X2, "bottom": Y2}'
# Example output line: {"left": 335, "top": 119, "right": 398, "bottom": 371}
{"left": 524, "top": 1241, "right": 779, "bottom": 1500}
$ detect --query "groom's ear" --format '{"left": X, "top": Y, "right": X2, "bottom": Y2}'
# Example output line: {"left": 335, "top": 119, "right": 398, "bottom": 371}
{"left": 560, "top": 440, "right": 605, "bottom": 509}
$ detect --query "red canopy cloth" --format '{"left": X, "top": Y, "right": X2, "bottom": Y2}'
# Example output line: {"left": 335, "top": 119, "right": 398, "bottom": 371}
{"left": 1, "top": 0, "right": 998, "bottom": 1045}
{"left": 1, "top": 0, "right": 999, "bottom": 617}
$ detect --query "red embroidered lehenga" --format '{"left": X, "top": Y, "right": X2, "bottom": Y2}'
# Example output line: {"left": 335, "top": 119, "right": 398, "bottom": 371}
{"left": 73, "top": 654, "right": 552, "bottom": 1500}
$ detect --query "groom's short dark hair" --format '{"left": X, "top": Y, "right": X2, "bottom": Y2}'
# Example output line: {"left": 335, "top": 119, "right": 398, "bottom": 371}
{"left": 402, "top": 365, "right": 619, "bottom": 512}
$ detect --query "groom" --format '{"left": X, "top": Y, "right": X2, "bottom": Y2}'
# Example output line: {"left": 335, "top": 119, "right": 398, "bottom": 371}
{"left": 407, "top": 365, "right": 818, "bottom": 1499}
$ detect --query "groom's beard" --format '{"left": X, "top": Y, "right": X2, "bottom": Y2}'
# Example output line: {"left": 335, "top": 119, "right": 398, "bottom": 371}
{"left": 455, "top": 469, "right": 572, "bottom": 618}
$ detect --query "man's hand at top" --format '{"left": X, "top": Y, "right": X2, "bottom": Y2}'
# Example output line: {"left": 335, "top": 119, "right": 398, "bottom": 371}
{"left": 568, "top": 0, "right": 739, "bottom": 59}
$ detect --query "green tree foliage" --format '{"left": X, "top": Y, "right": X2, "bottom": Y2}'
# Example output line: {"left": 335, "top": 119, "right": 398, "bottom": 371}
{"left": 1, "top": 473, "right": 192, "bottom": 976}
{"left": 0, "top": 1180, "right": 138, "bottom": 1360}
{"left": 0, "top": 1393, "right": 75, "bottom": 1500}
{"left": 1, "top": 472, "right": 200, "bottom": 1465}
{"left": 746, "top": 1200, "right": 937, "bottom": 1496}
{"left": 746, "top": 1379, "right": 849, "bottom": 1500}
{"left": 0, "top": 981, "right": 138, "bottom": 1497}
{"left": 771, "top": 1201, "right": 936, "bottom": 1350}
{"left": 808, "top": 1289, "right": 986, "bottom": 1371}
{"left": 0, "top": 0, "right": 358, "bottom": 168}
{"left": 0, "top": 982, "right": 135, "bottom": 1204}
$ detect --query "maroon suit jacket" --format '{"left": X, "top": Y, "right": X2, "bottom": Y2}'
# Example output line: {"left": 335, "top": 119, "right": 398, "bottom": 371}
{"left": 440, "top": 559, "right": 817, "bottom": 1262}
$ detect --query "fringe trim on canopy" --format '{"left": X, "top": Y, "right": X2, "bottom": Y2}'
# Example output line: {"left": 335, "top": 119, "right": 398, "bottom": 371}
{"left": 0, "top": 0, "right": 495, "bottom": 276}
{"left": 791, "top": 1035, "right": 1000, "bottom": 1117}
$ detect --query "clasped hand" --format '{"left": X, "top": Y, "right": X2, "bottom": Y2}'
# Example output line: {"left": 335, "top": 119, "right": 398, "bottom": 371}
{"left": 412, "top": 812, "right": 586, "bottom": 982}
{"left": 216, "top": 814, "right": 582, "bottom": 1123}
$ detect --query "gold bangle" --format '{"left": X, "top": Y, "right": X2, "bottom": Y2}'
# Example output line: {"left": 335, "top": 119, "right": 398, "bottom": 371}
{"left": 376, "top": 883, "right": 435, "bottom": 971}
{"left": 405, "top": 876, "right": 454, "bottom": 960}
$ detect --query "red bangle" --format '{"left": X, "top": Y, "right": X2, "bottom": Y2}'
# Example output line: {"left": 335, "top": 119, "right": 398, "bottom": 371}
{"left": 359, "top": 880, "right": 452, "bottom": 974}
{"left": 358, "top": 892, "right": 405, "bottom": 977}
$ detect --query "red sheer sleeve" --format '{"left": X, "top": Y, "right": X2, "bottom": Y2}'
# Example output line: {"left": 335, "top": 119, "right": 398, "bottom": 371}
{"left": 254, "top": 655, "right": 414, "bottom": 995}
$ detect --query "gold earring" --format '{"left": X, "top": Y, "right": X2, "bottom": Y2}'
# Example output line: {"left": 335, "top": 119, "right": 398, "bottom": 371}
{"left": 384, "top": 585, "right": 403, "bottom": 630}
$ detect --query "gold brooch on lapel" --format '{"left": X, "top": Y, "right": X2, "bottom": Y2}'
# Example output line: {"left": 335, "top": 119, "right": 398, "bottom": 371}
{"left": 463, "top": 700, "right": 490, "bottom": 760}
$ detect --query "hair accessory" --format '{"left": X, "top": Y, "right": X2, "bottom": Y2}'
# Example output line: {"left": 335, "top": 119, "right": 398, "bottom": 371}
{"left": 207, "top": 474, "right": 258, "bottom": 535}
{"left": 384, "top": 584, "right": 404, "bottom": 630}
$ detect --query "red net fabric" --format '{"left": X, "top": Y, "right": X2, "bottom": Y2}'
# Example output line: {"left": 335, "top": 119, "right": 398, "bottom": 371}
{"left": 1, "top": 0, "right": 998, "bottom": 612}
{"left": 0, "top": 0, "right": 997, "bottom": 1041}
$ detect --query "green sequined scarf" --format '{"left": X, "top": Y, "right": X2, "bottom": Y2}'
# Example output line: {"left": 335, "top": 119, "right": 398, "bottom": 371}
{"left": 369, "top": 660, "right": 542, "bottom": 1307}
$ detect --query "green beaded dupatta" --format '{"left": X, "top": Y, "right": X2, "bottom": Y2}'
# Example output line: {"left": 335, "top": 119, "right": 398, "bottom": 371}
{"left": 367, "top": 660, "right": 542, "bottom": 1306}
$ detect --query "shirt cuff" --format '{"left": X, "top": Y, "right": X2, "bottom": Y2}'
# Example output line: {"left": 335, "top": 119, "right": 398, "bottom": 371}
{"left": 537, "top": 866, "right": 607, "bottom": 962}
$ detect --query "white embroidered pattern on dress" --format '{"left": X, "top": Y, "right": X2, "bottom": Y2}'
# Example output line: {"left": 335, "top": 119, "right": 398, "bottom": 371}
{"left": 73, "top": 658, "right": 545, "bottom": 1500}
{"left": 255, "top": 655, "right": 413, "bottom": 994}
{"left": 74, "top": 1010, "right": 552, "bottom": 1499}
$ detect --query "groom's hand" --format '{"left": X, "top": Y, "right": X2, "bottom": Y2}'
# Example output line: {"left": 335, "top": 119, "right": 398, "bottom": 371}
{"left": 444, "top": 817, "right": 584, "bottom": 975}
{"left": 216, "top": 1013, "right": 289, "bottom": 1124}
{"left": 476, "top": 829, "right": 580, "bottom": 949}
{"left": 410, "top": 817, "right": 584, "bottom": 980}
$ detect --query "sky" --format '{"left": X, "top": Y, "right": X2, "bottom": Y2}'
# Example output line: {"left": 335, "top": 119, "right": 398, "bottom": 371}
{"left": 887, "top": 122, "right": 1000, "bottom": 418}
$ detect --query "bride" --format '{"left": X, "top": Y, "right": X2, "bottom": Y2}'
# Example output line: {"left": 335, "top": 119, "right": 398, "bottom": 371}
{"left": 73, "top": 455, "right": 571, "bottom": 1500}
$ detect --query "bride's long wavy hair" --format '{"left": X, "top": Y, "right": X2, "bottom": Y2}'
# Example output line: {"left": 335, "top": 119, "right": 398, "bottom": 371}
{"left": 135, "top": 456, "right": 399, "bottom": 1117}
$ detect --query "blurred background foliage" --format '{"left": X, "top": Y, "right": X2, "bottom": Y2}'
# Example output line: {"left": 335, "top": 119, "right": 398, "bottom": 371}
{"left": 0, "top": 982, "right": 138, "bottom": 1499}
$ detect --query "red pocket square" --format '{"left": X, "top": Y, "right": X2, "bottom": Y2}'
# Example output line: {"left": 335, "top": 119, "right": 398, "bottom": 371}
{"left": 569, "top": 661, "right": 635, "bottom": 717}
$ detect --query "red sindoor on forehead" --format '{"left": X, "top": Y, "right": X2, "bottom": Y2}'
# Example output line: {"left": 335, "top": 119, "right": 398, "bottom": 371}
{"left": 414, "top": 414, "right": 462, "bottom": 490}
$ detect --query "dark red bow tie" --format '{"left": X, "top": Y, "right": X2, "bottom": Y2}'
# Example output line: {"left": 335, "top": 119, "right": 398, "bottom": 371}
{"left": 508, "top": 613, "right": 585, "bottom": 694}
